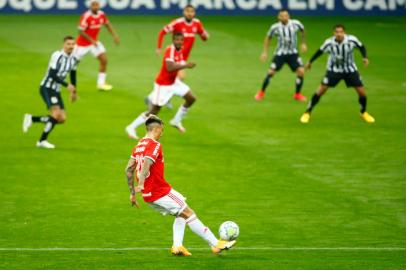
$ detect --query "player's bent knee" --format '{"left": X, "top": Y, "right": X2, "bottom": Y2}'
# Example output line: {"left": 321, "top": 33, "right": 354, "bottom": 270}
{"left": 58, "top": 116, "right": 66, "bottom": 124}
{"left": 179, "top": 207, "right": 194, "bottom": 219}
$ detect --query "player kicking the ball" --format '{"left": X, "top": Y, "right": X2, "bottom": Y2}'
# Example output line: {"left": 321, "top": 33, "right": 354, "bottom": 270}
{"left": 125, "top": 115, "right": 236, "bottom": 256}
{"left": 22, "top": 36, "right": 78, "bottom": 149}
{"left": 300, "top": 24, "right": 375, "bottom": 124}
{"left": 74, "top": 0, "right": 120, "bottom": 91}
{"left": 126, "top": 33, "right": 197, "bottom": 139}
{"left": 255, "top": 9, "right": 307, "bottom": 102}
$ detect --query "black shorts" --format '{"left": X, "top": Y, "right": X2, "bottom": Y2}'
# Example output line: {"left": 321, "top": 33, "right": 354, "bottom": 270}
{"left": 40, "top": 86, "right": 65, "bottom": 109}
{"left": 270, "top": 53, "right": 303, "bottom": 72}
{"left": 322, "top": 71, "right": 364, "bottom": 88}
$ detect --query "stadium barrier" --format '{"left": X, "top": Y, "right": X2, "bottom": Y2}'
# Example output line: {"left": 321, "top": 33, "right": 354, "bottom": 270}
{"left": 0, "top": 0, "right": 405, "bottom": 15}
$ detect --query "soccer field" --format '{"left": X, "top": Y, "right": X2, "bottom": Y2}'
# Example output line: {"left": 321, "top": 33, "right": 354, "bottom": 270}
{"left": 0, "top": 15, "right": 405, "bottom": 269}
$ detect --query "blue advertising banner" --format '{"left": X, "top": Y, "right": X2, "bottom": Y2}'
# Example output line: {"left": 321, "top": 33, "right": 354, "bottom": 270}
{"left": 0, "top": 0, "right": 405, "bottom": 15}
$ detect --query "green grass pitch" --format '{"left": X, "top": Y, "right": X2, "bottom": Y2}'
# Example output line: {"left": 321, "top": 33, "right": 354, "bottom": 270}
{"left": 0, "top": 15, "right": 405, "bottom": 269}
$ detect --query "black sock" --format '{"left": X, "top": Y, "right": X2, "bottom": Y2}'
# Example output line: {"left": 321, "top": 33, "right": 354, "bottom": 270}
{"left": 32, "top": 115, "right": 50, "bottom": 123}
{"left": 39, "top": 117, "right": 57, "bottom": 142}
{"left": 261, "top": 74, "right": 272, "bottom": 92}
{"left": 359, "top": 96, "right": 367, "bottom": 113}
{"left": 295, "top": 76, "right": 304, "bottom": 94}
{"left": 306, "top": 93, "right": 321, "bottom": 113}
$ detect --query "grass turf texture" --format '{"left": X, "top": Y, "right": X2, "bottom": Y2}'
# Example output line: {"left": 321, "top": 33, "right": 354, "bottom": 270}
{"left": 0, "top": 15, "right": 405, "bottom": 269}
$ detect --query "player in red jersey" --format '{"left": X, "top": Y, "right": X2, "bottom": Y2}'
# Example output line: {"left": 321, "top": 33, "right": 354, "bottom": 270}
{"left": 126, "top": 33, "right": 197, "bottom": 139}
{"left": 125, "top": 115, "right": 236, "bottom": 256}
{"left": 73, "top": 0, "right": 120, "bottom": 91}
{"left": 156, "top": 4, "right": 209, "bottom": 80}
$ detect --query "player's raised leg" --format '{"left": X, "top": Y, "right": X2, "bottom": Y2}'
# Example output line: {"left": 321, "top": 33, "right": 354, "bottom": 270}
{"left": 355, "top": 86, "right": 375, "bottom": 123}
{"left": 126, "top": 105, "right": 161, "bottom": 139}
{"left": 300, "top": 84, "right": 328, "bottom": 123}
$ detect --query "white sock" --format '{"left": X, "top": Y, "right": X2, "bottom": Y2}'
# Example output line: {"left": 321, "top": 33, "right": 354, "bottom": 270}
{"left": 97, "top": 72, "right": 106, "bottom": 85}
{"left": 173, "top": 217, "right": 186, "bottom": 247}
{"left": 172, "top": 105, "right": 188, "bottom": 123}
{"left": 186, "top": 214, "right": 218, "bottom": 247}
{"left": 128, "top": 113, "right": 147, "bottom": 130}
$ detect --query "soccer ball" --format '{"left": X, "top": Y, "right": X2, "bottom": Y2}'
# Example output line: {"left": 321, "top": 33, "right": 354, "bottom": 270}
{"left": 219, "top": 221, "right": 239, "bottom": 241}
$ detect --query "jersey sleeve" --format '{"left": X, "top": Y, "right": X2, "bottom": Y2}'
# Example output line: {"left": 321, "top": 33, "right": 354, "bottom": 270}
{"left": 196, "top": 21, "right": 204, "bottom": 34}
{"left": 267, "top": 24, "right": 278, "bottom": 38}
{"left": 49, "top": 52, "right": 61, "bottom": 69}
{"left": 102, "top": 12, "right": 109, "bottom": 24}
{"left": 78, "top": 14, "right": 88, "bottom": 30}
{"left": 144, "top": 141, "right": 161, "bottom": 162}
{"left": 320, "top": 39, "right": 331, "bottom": 52}
{"left": 163, "top": 19, "right": 178, "bottom": 33}
{"left": 164, "top": 46, "right": 175, "bottom": 62}
{"left": 348, "top": 35, "right": 363, "bottom": 47}
{"left": 293, "top": 20, "right": 304, "bottom": 31}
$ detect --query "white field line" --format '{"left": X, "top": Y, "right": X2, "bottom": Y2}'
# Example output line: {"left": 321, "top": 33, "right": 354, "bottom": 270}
{"left": 0, "top": 247, "right": 405, "bottom": 251}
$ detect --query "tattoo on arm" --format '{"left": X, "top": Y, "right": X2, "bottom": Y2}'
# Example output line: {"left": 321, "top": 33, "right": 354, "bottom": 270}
{"left": 125, "top": 158, "right": 136, "bottom": 195}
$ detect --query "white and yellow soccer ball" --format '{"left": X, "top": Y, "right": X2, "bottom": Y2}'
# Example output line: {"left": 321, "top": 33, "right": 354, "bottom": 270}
{"left": 219, "top": 221, "right": 239, "bottom": 241}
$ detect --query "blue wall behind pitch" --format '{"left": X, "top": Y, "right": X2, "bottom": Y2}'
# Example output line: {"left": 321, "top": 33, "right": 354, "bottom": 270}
{"left": 0, "top": 0, "right": 405, "bottom": 15}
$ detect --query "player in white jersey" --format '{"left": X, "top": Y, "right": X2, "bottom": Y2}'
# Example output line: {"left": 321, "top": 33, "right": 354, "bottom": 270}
{"left": 255, "top": 9, "right": 307, "bottom": 102}
{"left": 300, "top": 24, "right": 375, "bottom": 124}
{"left": 22, "top": 36, "right": 79, "bottom": 149}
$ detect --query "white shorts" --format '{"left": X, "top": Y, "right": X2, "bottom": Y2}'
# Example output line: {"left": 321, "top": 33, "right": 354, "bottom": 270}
{"left": 148, "top": 79, "right": 190, "bottom": 107}
{"left": 73, "top": 41, "right": 106, "bottom": 60}
{"left": 148, "top": 189, "right": 187, "bottom": 216}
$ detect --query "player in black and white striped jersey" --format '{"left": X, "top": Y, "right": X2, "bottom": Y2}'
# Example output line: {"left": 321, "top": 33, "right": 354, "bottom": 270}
{"left": 22, "top": 36, "right": 79, "bottom": 149}
{"left": 255, "top": 9, "right": 307, "bottom": 102}
{"left": 300, "top": 24, "right": 375, "bottom": 124}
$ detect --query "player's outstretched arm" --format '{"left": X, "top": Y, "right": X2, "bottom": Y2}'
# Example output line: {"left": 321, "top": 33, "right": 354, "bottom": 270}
{"left": 306, "top": 49, "right": 324, "bottom": 70}
{"left": 125, "top": 158, "right": 140, "bottom": 208}
{"left": 156, "top": 29, "right": 167, "bottom": 56}
{"left": 166, "top": 60, "right": 195, "bottom": 72}
{"left": 125, "top": 158, "right": 136, "bottom": 195}
{"left": 260, "top": 36, "right": 271, "bottom": 62}
{"left": 105, "top": 22, "right": 120, "bottom": 45}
